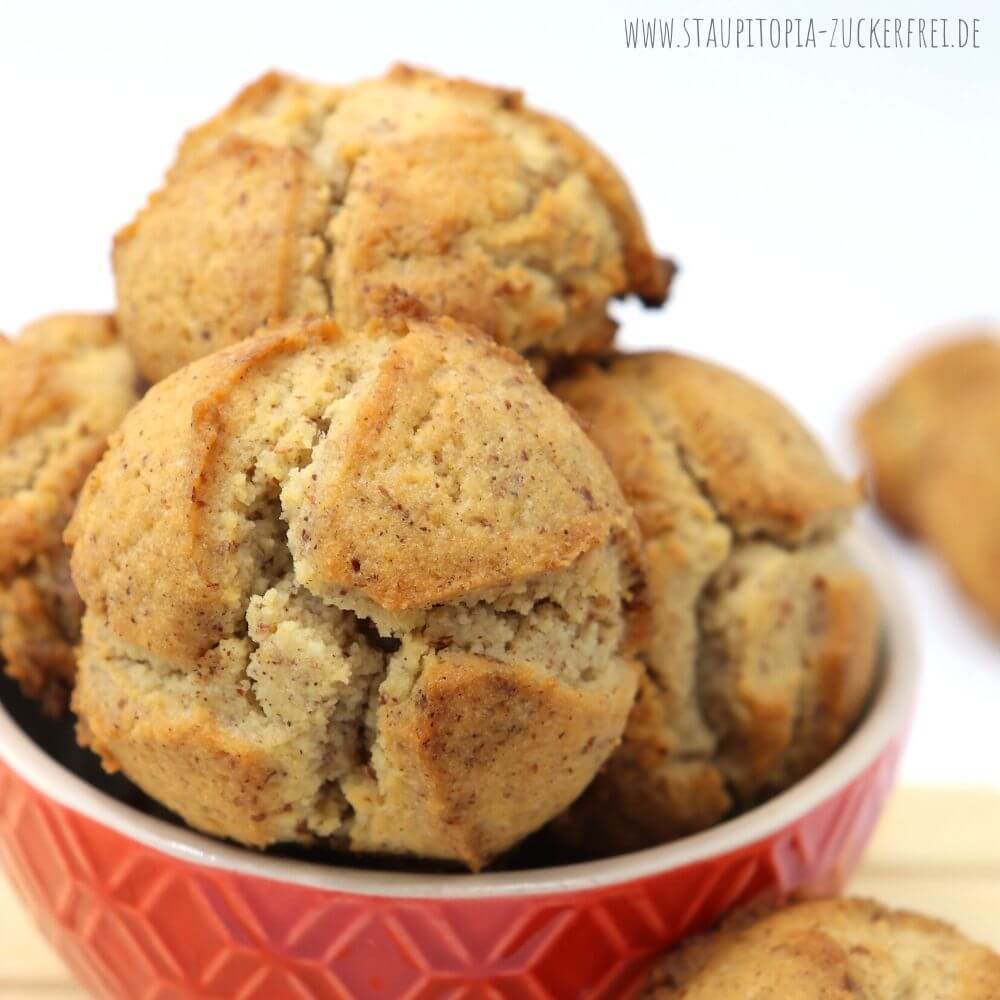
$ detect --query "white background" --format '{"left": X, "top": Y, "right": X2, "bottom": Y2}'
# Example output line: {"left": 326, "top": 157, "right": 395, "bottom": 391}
{"left": 1, "top": 0, "right": 997, "bottom": 784}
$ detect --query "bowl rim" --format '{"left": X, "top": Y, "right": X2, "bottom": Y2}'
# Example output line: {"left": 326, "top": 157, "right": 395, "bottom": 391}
{"left": 0, "top": 526, "right": 918, "bottom": 900}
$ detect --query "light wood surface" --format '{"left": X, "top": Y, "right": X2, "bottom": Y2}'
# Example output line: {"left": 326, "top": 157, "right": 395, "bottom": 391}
{"left": 0, "top": 786, "right": 997, "bottom": 998}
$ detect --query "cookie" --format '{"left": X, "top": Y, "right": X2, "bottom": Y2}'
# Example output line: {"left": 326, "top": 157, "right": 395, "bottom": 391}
{"left": 857, "top": 334, "right": 1000, "bottom": 626}
{"left": 68, "top": 314, "right": 642, "bottom": 869}
{"left": 114, "top": 65, "right": 671, "bottom": 383}
{"left": 550, "top": 353, "right": 877, "bottom": 853}
{"left": 644, "top": 898, "right": 1000, "bottom": 998}
{"left": 0, "top": 314, "right": 139, "bottom": 712}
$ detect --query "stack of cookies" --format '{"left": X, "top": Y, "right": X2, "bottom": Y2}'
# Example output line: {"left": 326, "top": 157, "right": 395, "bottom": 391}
{"left": 2, "top": 66, "right": 881, "bottom": 870}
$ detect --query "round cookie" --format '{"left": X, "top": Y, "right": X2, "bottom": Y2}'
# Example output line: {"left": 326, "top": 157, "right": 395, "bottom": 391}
{"left": 0, "top": 314, "right": 139, "bottom": 713}
{"left": 550, "top": 353, "right": 878, "bottom": 854}
{"left": 644, "top": 898, "right": 1000, "bottom": 999}
{"left": 113, "top": 65, "right": 671, "bottom": 384}
{"left": 68, "top": 314, "right": 642, "bottom": 869}
{"left": 857, "top": 334, "right": 1000, "bottom": 626}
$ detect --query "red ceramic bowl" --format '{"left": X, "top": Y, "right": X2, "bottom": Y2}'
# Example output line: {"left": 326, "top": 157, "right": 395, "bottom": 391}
{"left": 0, "top": 530, "right": 917, "bottom": 999}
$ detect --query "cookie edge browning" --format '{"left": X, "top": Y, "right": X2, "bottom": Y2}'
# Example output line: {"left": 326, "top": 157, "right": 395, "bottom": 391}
{"left": 293, "top": 317, "right": 643, "bottom": 612}
{"left": 0, "top": 314, "right": 138, "bottom": 713}
{"left": 113, "top": 66, "right": 671, "bottom": 383}
{"left": 70, "top": 314, "right": 644, "bottom": 867}
{"left": 350, "top": 651, "right": 638, "bottom": 869}
{"left": 69, "top": 316, "right": 643, "bottom": 661}
{"left": 182, "top": 62, "right": 673, "bottom": 310}
{"left": 549, "top": 353, "right": 876, "bottom": 855}
{"left": 643, "top": 897, "right": 1000, "bottom": 998}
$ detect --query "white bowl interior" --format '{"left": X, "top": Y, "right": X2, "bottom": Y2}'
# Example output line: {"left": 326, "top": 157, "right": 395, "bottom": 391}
{"left": 0, "top": 527, "right": 918, "bottom": 899}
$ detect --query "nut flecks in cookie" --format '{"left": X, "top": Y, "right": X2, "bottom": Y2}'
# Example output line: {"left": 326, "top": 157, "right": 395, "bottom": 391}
{"left": 68, "top": 315, "right": 643, "bottom": 870}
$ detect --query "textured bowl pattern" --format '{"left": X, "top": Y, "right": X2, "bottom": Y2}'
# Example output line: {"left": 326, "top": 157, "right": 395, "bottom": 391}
{"left": 0, "top": 738, "right": 902, "bottom": 1000}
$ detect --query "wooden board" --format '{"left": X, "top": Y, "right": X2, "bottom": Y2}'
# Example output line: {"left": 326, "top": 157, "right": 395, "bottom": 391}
{"left": 0, "top": 786, "right": 997, "bottom": 997}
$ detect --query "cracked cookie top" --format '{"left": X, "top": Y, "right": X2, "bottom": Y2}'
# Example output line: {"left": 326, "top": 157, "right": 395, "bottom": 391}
{"left": 549, "top": 353, "right": 878, "bottom": 854}
{"left": 113, "top": 65, "right": 671, "bottom": 384}
{"left": 643, "top": 898, "right": 1000, "bottom": 999}
{"left": 0, "top": 314, "right": 139, "bottom": 711}
{"left": 69, "top": 314, "right": 643, "bottom": 869}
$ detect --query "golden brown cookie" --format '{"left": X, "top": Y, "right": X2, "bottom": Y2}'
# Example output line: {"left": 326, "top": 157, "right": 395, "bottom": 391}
{"left": 549, "top": 353, "right": 877, "bottom": 854}
{"left": 113, "top": 65, "right": 671, "bottom": 384}
{"left": 0, "top": 314, "right": 139, "bottom": 712}
{"left": 643, "top": 898, "right": 1000, "bottom": 999}
{"left": 69, "top": 314, "right": 643, "bottom": 869}
{"left": 857, "top": 334, "right": 1000, "bottom": 626}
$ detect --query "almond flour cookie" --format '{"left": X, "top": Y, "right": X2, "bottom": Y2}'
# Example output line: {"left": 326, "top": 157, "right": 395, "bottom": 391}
{"left": 113, "top": 65, "right": 672, "bottom": 384}
{"left": 857, "top": 334, "right": 1000, "bottom": 627}
{"left": 643, "top": 898, "right": 1000, "bottom": 999}
{"left": 0, "top": 315, "right": 139, "bottom": 713}
{"left": 114, "top": 67, "right": 669, "bottom": 381}
{"left": 68, "top": 315, "right": 642, "bottom": 869}
{"left": 550, "top": 353, "right": 878, "bottom": 854}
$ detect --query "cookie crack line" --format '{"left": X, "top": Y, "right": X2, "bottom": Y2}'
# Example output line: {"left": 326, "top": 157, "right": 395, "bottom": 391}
{"left": 633, "top": 376, "right": 840, "bottom": 554}
{"left": 302, "top": 608, "right": 396, "bottom": 844}
{"left": 66, "top": 313, "right": 645, "bottom": 867}
{"left": 204, "top": 70, "right": 660, "bottom": 354}
{"left": 671, "top": 431, "right": 822, "bottom": 555}
{"left": 629, "top": 386, "right": 845, "bottom": 816}
{"left": 625, "top": 387, "right": 740, "bottom": 804}
{"left": 322, "top": 151, "right": 592, "bottom": 349}
{"left": 289, "top": 100, "right": 342, "bottom": 326}
{"left": 251, "top": 393, "right": 394, "bottom": 843}
{"left": 688, "top": 562, "right": 741, "bottom": 816}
